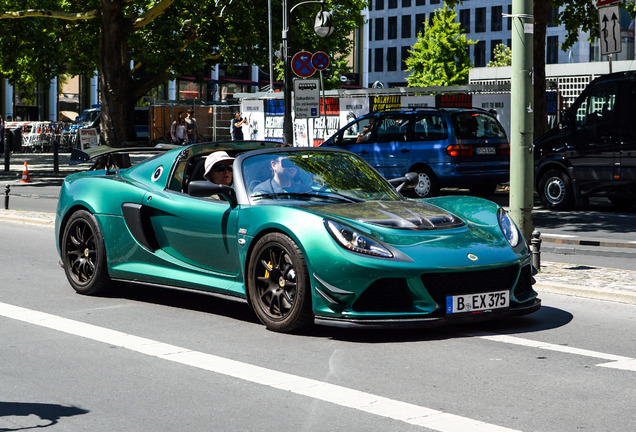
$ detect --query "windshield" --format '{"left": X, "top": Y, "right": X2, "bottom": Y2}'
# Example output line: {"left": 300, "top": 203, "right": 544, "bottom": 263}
{"left": 243, "top": 151, "right": 402, "bottom": 204}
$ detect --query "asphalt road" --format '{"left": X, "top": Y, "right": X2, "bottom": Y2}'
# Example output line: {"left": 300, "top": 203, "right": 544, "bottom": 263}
{"left": 2, "top": 221, "right": 636, "bottom": 432}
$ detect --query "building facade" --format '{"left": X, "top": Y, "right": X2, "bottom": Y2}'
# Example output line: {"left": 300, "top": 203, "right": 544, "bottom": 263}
{"left": 364, "top": 0, "right": 635, "bottom": 88}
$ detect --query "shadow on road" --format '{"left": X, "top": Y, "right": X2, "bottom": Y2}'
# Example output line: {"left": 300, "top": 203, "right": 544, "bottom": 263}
{"left": 0, "top": 401, "right": 88, "bottom": 431}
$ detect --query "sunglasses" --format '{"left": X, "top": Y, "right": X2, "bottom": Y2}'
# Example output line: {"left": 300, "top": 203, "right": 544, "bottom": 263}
{"left": 213, "top": 164, "right": 233, "bottom": 173}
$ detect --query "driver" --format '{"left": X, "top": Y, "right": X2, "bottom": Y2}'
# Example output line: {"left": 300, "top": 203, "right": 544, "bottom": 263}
{"left": 252, "top": 156, "right": 299, "bottom": 194}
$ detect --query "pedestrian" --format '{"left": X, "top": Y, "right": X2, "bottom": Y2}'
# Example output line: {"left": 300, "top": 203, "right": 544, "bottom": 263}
{"left": 231, "top": 110, "right": 248, "bottom": 141}
{"left": 170, "top": 111, "right": 187, "bottom": 145}
{"left": 185, "top": 109, "right": 199, "bottom": 144}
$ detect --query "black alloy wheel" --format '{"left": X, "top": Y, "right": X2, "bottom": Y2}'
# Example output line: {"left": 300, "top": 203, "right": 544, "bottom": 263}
{"left": 247, "top": 233, "right": 312, "bottom": 333}
{"left": 61, "top": 210, "right": 112, "bottom": 295}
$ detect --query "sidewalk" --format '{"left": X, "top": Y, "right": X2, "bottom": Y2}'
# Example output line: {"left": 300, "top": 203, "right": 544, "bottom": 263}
{"left": 2, "top": 152, "right": 636, "bottom": 306}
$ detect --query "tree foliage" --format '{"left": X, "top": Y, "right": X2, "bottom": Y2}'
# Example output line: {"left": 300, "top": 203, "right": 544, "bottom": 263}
{"left": 405, "top": 3, "right": 476, "bottom": 87}
{"left": 487, "top": 44, "right": 511, "bottom": 67}
{"left": 0, "top": 0, "right": 365, "bottom": 144}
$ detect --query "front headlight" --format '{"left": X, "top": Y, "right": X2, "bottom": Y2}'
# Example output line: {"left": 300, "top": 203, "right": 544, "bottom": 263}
{"left": 325, "top": 220, "right": 393, "bottom": 258}
{"left": 498, "top": 209, "right": 520, "bottom": 248}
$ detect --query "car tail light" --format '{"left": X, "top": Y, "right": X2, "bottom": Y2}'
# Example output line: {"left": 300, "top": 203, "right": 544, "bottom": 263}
{"left": 500, "top": 142, "right": 510, "bottom": 155}
{"left": 446, "top": 144, "right": 473, "bottom": 157}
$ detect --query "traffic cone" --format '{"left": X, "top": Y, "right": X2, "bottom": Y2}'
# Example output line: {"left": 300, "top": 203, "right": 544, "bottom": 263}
{"left": 20, "top": 162, "right": 31, "bottom": 183}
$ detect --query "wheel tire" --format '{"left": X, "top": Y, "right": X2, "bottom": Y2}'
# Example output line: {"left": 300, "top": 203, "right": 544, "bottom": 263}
{"left": 538, "top": 169, "right": 574, "bottom": 211}
{"left": 61, "top": 210, "right": 113, "bottom": 296}
{"left": 406, "top": 168, "right": 439, "bottom": 198}
{"left": 247, "top": 233, "right": 313, "bottom": 333}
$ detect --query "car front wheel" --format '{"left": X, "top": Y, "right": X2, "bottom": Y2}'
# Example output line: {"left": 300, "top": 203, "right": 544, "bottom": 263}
{"left": 61, "top": 210, "right": 113, "bottom": 295}
{"left": 538, "top": 169, "right": 574, "bottom": 211}
{"left": 247, "top": 233, "right": 313, "bottom": 333}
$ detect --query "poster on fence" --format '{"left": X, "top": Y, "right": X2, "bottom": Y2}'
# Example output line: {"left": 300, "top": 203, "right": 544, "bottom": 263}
{"left": 79, "top": 128, "right": 98, "bottom": 150}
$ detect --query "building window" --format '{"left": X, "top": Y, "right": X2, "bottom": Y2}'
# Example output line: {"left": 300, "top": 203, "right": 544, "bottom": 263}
{"left": 389, "top": 0, "right": 398, "bottom": 8}
{"left": 416, "top": 0, "right": 425, "bottom": 5}
{"left": 430, "top": 0, "right": 440, "bottom": 4}
{"left": 490, "top": 39, "right": 502, "bottom": 62}
{"left": 375, "top": 17, "right": 384, "bottom": 41}
{"left": 402, "top": 15, "right": 411, "bottom": 38}
{"left": 547, "top": 36, "right": 559, "bottom": 64}
{"left": 507, "top": 5, "right": 512, "bottom": 31}
{"left": 375, "top": 48, "right": 384, "bottom": 72}
{"left": 459, "top": 9, "right": 470, "bottom": 33}
{"left": 368, "top": 19, "right": 373, "bottom": 41}
{"left": 475, "top": 40, "right": 486, "bottom": 67}
{"left": 475, "top": 7, "right": 486, "bottom": 33}
{"left": 548, "top": 8, "right": 559, "bottom": 27}
{"left": 368, "top": 49, "right": 373, "bottom": 72}
{"left": 401, "top": 46, "right": 410, "bottom": 70}
{"left": 415, "top": 13, "right": 426, "bottom": 35}
{"left": 387, "top": 47, "right": 397, "bottom": 71}
{"left": 402, "top": 0, "right": 411, "bottom": 6}
{"left": 491, "top": 6, "right": 502, "bottom": 32}
{"left": 376, "top": 0, "right": 384, "bottom": 10}
{"left": 388, "top": 16, "right": 398, "bottom": 39}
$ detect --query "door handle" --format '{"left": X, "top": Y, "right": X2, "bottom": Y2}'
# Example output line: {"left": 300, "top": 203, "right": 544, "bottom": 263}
{"left": 359, "top": 150, "right": 368, "bottom": 155}
{"left": 400, "top": 148, "right": 410, "bottom": 153}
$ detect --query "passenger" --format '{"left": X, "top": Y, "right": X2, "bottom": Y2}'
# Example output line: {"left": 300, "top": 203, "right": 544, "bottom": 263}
{"left": 203, "top": 151, "right": 234, "bottom": 199}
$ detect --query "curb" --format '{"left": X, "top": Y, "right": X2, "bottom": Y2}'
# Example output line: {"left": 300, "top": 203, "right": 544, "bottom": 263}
{"left": 542, "top": 234, "right": 636, "bottom": 250}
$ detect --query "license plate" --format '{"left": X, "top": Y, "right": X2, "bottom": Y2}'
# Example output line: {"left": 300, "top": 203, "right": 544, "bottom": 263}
{"left": 476, "top": 147, "right": 496, "bottom": 155}
{"left": 446, "top": 291, "right": 509, "bottom": 314}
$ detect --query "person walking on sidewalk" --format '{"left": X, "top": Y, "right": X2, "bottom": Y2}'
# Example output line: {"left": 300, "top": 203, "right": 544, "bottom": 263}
{"left": 170, "top": 111, "right": 187, "bottom": 145}
{"left": 185, "top": 110, "right": 199, "bottom": 144}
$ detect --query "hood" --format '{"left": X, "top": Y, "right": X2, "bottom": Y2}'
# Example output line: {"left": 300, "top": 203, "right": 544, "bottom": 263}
{"left": 305, "top": 200, "right": 464, "bottom": 230}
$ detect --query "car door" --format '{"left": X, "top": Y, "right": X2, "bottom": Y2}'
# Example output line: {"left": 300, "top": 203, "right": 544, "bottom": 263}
{"left": 566, "top": 80, "right": 619, "bottom": 193}
{"left": 368, "top": 114, "right": 412, "bottom": 178}
{"left": 328, "top": 116, "right": 377, "bottom": 166}
{"left": 142, "top": 189, "right": 240, "bottom": 279}
{"left": 617, "top": 77, "right": 636, "bottom": 190}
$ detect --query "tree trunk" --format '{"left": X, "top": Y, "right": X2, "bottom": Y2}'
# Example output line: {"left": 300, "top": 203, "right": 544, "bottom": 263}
{"left": 533, "top": 0, "right": 552, "bottom": 140}
{"left": 99, "top": 0, "right": 136, "bottom": 147}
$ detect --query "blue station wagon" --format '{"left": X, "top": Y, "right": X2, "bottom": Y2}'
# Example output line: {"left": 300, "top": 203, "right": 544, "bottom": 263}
{"left": 322, "top": 108, "right": 510, "bottom": 198}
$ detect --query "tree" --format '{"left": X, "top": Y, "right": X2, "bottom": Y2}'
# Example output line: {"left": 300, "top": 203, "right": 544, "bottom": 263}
{"left": 0, "top": 0, "right": 364, "bottom": 145}
{"left": 405, "top": 3, "right": 476, "bottom": 87}
{"left": 488, "top": 44, "right": 511, "bottom": 67}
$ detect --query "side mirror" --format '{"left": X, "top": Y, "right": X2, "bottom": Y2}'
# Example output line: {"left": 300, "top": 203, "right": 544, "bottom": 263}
{"left": 188, "top": 181, "right": 238, "bottom": 207}
{"left": 389, "top": 172, "right": 418, "bottom": 193}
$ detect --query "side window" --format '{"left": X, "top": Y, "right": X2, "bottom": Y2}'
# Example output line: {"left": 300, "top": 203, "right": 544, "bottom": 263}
{"left": 342, "top": 118, "right": 374, "bottom": 145}
{"left": 375, "top": 115, "right": 409, "bottom": 143}
{"left": 413, "top": 115, "right": 448, "bottom": 141}
{"left": 575, "top": 81, "right": 618, "bottom": 128}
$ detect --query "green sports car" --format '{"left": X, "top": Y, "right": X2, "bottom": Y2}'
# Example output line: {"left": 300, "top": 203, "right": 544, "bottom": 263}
{"left": 55, "top": 142, "right": 540, "bottom": 333}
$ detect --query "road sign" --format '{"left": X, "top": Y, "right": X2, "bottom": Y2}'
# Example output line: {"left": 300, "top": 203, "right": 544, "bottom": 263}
{"left": 293, "top": 79, "right": 320, "bottom": 118}
{"left": 291, "top": 51, "right": 315, "bottom": 78}
{"left": 311, "top": 52, "right": 330, "bottom": 71}
{"left": 596, "top": 0, "right": 621, "bottom": 7}
{"left": 598, "top": 5, "right": 622, "bottom": 56}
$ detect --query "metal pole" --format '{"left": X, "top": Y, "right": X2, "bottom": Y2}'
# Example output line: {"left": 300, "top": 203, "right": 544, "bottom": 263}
{"left": 268, "top": 0, "right": 274, "bottom": 92}
{"left": 282, "top": 0, "right": 293, "bottom": 145}
{"left": 509, "top": 2, "right": 534, "bottom": 242}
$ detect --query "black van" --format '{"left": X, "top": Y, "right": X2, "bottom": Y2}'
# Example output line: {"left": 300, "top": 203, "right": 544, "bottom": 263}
{"left": 534, "top": 71, "right": 636, "bottom": 210}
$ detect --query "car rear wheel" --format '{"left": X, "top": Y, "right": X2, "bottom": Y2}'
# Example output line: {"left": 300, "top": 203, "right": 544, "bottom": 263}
{"left": 247, "top": 233, "right": 313, "bottom": 333}
{"left": 406, "top": 167, "right": 439, "bottom": 198}
{"left": 538, "top": 169, "right": 574, "bottom": 211}
{"left": 61, "top": 210, "right": 113, "bottom": 295}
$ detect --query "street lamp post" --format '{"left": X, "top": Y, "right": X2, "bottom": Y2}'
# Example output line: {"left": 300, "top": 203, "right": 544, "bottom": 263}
{"left": 282, "top": 1, "right": 334, "bottom": 145}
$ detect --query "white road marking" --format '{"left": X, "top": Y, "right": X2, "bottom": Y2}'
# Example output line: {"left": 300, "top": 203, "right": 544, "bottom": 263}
{"left": 477, "top": 334, "right": 636, "bottom": 371}
{"left": 0, "top": 301, "right": 519, "bottom": 432}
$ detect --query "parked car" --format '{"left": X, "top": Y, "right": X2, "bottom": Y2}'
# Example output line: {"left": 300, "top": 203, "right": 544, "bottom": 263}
{"left": 534, "top": 71, "right": 636, "bottom": 210}
{"left": 70, "top": 105, "right": 150, "bottom": 142}
{"left": 321, "top": 108, "right": 510, "bottom": 198}
{"left": 55, "top": 142, "right": 539, "bottom": 333}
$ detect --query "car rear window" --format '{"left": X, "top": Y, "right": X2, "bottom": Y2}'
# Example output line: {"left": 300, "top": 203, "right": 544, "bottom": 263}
{"left": 453, "top": 113, "right": 507, "bottom": 140}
